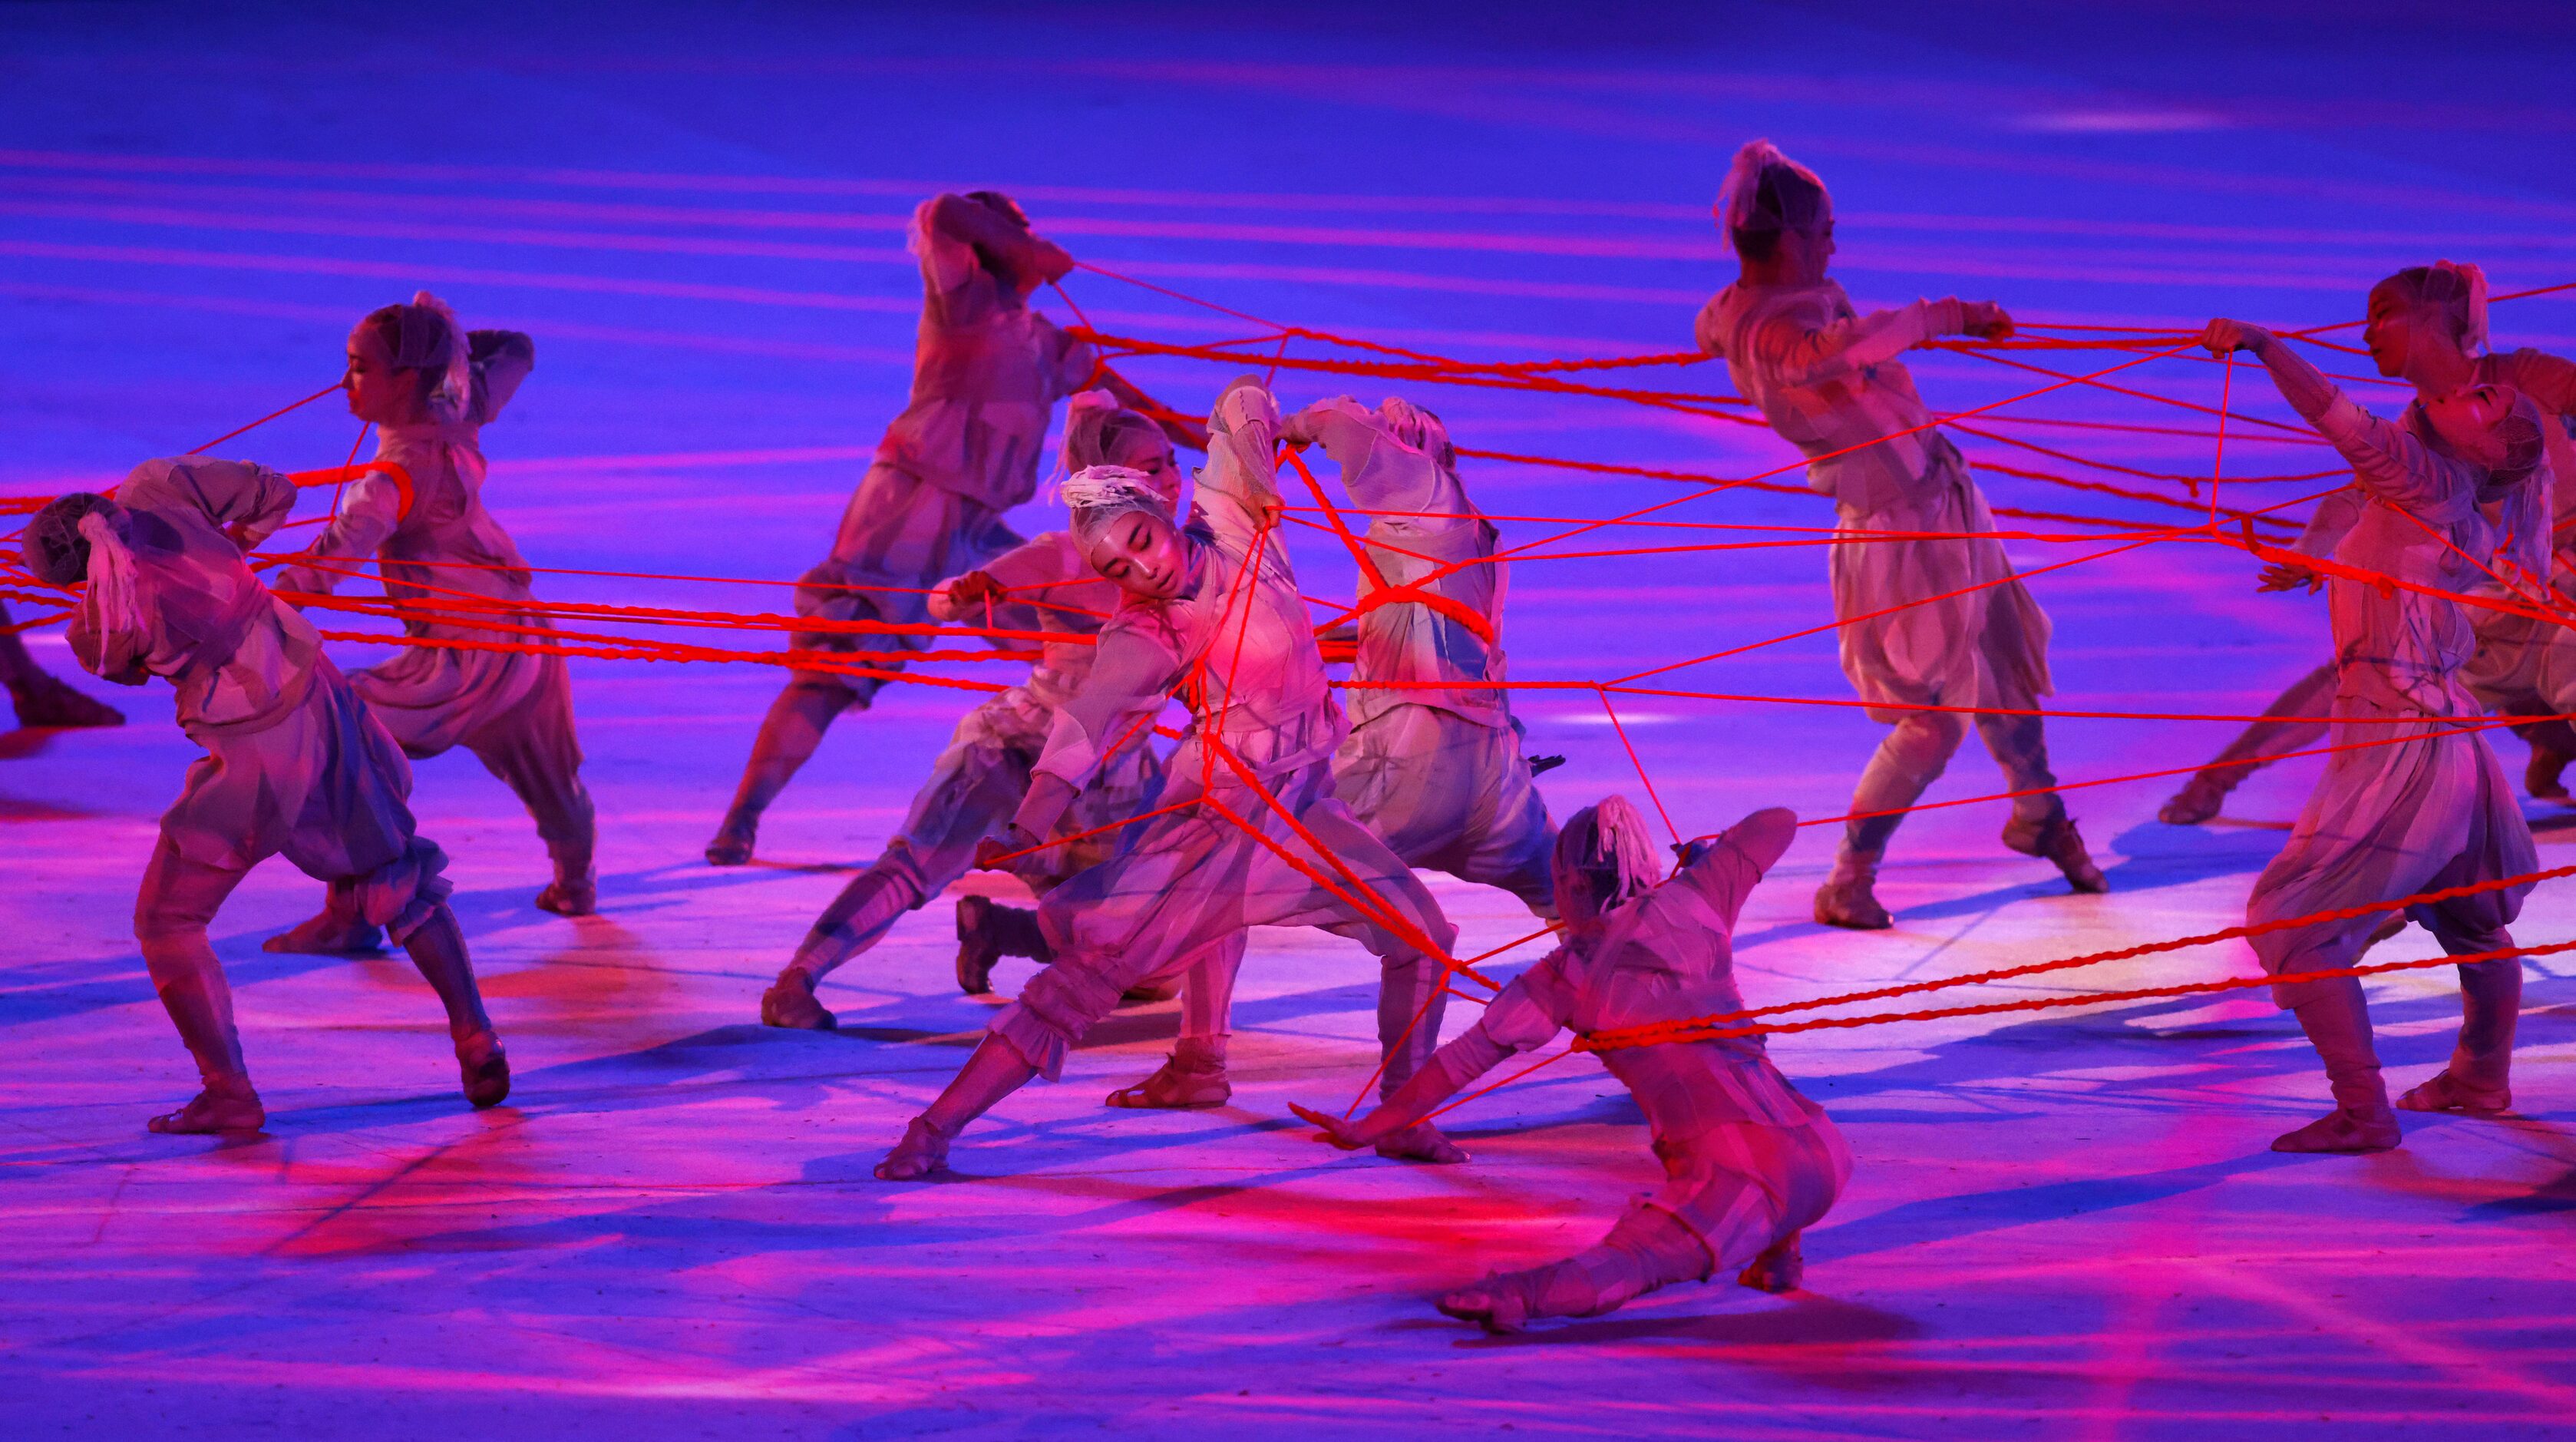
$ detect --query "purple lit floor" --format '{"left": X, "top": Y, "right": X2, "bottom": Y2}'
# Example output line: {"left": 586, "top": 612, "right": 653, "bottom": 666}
{"left": 5, "top": 4, "right": 2575, "bottom": 1437}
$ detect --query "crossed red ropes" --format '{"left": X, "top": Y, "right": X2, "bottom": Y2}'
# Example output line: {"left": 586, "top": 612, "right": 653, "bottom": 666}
{"left": 8, "top": 265, "right": 2574, "bottom": 1110}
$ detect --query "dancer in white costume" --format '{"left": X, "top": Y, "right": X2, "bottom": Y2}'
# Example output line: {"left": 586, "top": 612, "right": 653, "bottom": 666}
{"left": 708, "top": 192, "right": 1191, "bottom": 865}
{"left": 874, "top": 379, "right": 1465, "bottom": 1179}
{"left": 269, "top": 293, "right": 597, "bottom": 952}
{"left": 1696, "top": 140, "right": 2105, "bottom": 929}
{"left": 2162, "top": 262, "right": 2576, "bottom": 822}
{"left": 758, "top": 394, "right": 1240, "bottom": 1030}
{"left": 1297, "top": 799, "right": 1848, "bottom": 1333}
{"left": 953, "top": 394, "right": 1560, "bottom": 1110}
{"left": 2201, "top": 316, "right": 2550, "bottom": 1153}
{"left": 23, "top": 463, "right": 507, "bottom": 1136}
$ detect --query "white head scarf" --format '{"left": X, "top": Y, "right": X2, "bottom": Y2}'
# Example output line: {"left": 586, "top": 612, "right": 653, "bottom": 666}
{"left": 1061, "top": 464, "right": 1176, "bottom": 542}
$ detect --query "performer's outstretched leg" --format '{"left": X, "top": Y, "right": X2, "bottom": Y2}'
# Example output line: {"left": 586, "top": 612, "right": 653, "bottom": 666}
{"left": 877, "top": 1034, "right": 1042, "bottom": 1179}
{"left": 1980, "top": 709, "right": 2106, "bottom": 893}
{"left": 708, "top": 673, "right": 869, "bottom": 864}
{"left": 762, "top": 850, "right": 926, "bottom": 1030}
{"left": 1818, "top": 711, "right": 1964, "bottom": 929}
{"left": 2161, "top": 663, "right": 2336, "bottom": 824}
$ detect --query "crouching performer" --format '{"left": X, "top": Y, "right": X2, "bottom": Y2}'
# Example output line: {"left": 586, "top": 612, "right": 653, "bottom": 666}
{"left": 1296, "top": 799, "right": 1848, "bottom": 1333}
{"left": 24, "top": 461, "right": 508, "bottom": 1135}
{"left": 760, "top": 393, "right": 1230, "bottom": 1028}
{"left": 2204, "top": 316, "right": 2550, "bottom": 1153}
{"left": 874, "top": 379, "right": 1464, "bottom": 1179}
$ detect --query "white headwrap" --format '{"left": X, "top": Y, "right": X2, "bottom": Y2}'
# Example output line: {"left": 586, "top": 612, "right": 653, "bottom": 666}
{"left": 1716, "top": 139, "right": 1832, "bottom": 251}
{"left": 1061, "top": 464, "right": 1175, "bottom": 541}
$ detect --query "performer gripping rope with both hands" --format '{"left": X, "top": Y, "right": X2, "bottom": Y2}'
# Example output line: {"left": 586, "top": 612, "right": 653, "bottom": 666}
{"left": 1695, "top": 141, "right": 2105, "bottom": 930}
{"left": 25, "top": 461, "right": 508, "bottom": 1136}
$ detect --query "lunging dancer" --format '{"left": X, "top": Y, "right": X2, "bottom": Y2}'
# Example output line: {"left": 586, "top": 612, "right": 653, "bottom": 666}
{"left": 1695, "top": 140, "right": 2105, "bottom": 929}
{"left": 267, "top": 293, "right": 597, "bottom": 948}
{"left": 1296, "top": 799, "right": 1848, "bottom": 1334}
{"left": 874, "top": 379, "right": 1464, "bottom": 1179}
{"left": 23, "top": 461, "right": 508, "bottom": 1134}
{"left": 707, "top": 192, "right": 1191, "bottom": 865}
{"left": 2202, "top": 315, "right": 2549, "bottom": 1152}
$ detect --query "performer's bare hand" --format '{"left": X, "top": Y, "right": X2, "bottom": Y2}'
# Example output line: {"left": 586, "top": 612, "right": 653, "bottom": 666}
{"left": 946, "top": 571, "right": 1006, "bottom": 610}
{"left": 1961, "top": 300, "right": 2015, "bottom": 342}
{"left": 2200, "top": 318, "right": 2271, "bottom": 358}
{"left": 1290, "top": 1102, "right": 1372, "bottom": 1150}
{"left": 2257, "top": 561, "right": 2323, "bottom": 594}
{"left": 974, "top": 825, "right": 1039, "bottom": 872}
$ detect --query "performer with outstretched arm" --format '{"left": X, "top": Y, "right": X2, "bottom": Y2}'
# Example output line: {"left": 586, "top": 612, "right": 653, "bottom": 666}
{"left": 1296, "top": 799, "right": 1848, "bottom": 1334}
{"left": 1695, "top": 140, "right": 2105, "bottom": 929}
{"left": 267, "top": 293, "right": 597, "bottom": 948}
{"left": 22, "top": 461, "right": 509, "bottom": 1135}
{"left": 2162, "top": 261, "right": 2576, "bottom": 822}
{"left": 707, "top": 192, "right": 1193, "bottom": 865}
{"left": 2202, "top": 315, "right": 2549, "bottom": 1153}
{"left": 872, "top": 378, "right": 1465, "bottom": 1179}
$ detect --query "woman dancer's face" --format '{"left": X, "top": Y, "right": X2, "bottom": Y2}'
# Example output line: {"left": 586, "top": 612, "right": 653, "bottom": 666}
{"left": 2420, "top": 382, "right": 2521, "bottom": 470}
{"left": 1082, "top": 511, "right": 1190, "bottom": 600}
{"left": 2363, "top": 286, "right": 2465, "bottom": 382}
{"left": 344, "top": 344, "right": 413, "bottom": 425}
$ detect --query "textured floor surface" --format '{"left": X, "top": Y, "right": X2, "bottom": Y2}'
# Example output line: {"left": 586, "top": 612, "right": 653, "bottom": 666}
{"left": 5, "top": 3, "right": 2574, "bottom": 1437}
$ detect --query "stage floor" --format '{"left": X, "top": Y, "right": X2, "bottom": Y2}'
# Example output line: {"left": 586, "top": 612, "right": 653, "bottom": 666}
{"left": 5, "top": 4, "right": 2574, "bottom": 1437}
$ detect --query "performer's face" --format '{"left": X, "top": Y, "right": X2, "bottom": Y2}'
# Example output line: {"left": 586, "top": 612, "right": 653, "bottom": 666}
{"left": 1083, "top": 511, "right": 1189, "bottom": 599}
{"left": 2363, "top": 287, "right": 2460, "bottom": 381}
{"left": 344, "top": 345, "right": 413, "bottom": 425}
{"left": 2421, "top": 382, "right": 2522, "bottom": 470}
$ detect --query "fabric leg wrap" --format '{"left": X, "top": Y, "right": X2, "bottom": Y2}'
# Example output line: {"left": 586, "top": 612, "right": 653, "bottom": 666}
{"left": 1845, "top": 711, "right": 1965, "bottom": 855}
{"left": 2290, "top": 978, "right": 2390, "bottom": 1116}
{"left": 1980, "top": 709, "right": 2072, "bottom": 855}
{"left": 791, "top": 846, "right": 927, "bottom": 981}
